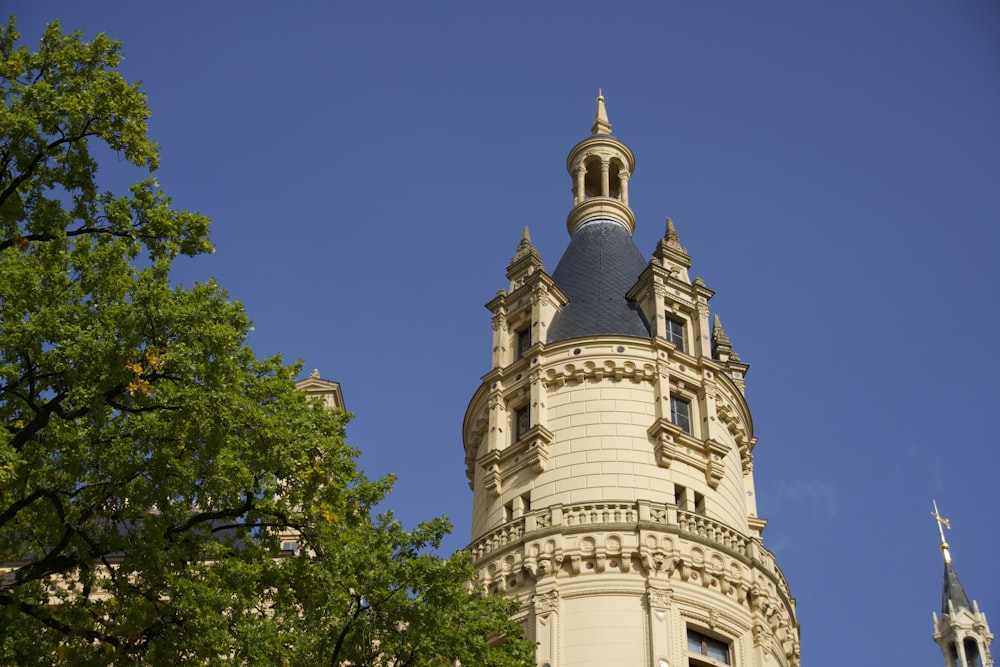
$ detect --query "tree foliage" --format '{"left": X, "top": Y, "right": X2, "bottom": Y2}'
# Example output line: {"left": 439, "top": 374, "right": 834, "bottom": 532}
{"left": 0, "top": 18, "right": 532, "bottom": 665}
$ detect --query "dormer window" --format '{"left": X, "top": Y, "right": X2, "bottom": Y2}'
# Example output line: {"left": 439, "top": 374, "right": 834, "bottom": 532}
{"left": 665, "top": 317, "right": 686, "bottom": 353}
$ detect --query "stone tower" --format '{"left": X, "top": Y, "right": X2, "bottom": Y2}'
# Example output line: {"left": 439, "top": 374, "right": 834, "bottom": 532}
{"left": 932, "top": 501, "right": 994, "bottom": 667}
{"left": 462, "top": 93, "right": 800, "bottom": 667}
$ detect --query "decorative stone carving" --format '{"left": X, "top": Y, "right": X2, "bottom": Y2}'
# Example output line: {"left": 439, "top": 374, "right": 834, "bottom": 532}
{"left": 647, "top": 587, "right": 673, "bottom": 610}
{"left": 542, "top": 359, "right": 656, "bottom": 388}
{"left": 704, "top": 437, "right": 731, "bottom": 488}
{"left": 533, "top": 590, "right": 559, "bottom": 615}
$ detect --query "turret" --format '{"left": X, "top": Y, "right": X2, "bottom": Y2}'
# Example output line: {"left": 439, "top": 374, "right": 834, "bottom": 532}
{"left": 463, "top": 93, "right": 800, "bottom": 667}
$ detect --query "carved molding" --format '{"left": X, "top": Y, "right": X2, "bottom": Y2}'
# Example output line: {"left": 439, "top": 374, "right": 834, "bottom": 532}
{"left": 647, "top": 586, "right": 674, "bottom": 610}
{"left": 532, "top": 590, "right": 559, "bottom": 615}
{"left": 543, "top": 360, "right": 656, "bottom": 388}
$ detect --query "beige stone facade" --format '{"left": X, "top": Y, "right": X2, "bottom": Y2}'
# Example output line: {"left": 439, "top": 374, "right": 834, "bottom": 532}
{"left": 463, "top": 94, "right": 800, "bottom": 667}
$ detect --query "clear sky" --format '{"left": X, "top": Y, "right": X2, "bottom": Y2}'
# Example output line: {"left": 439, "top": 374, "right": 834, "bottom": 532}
{"left": 10, "top": 2, "right": 1000, "bottom": 664}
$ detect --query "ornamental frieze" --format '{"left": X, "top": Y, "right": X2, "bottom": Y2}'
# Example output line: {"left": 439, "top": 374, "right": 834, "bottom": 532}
{"left": 542, "top": 360, "right": 656, "bottom": 387}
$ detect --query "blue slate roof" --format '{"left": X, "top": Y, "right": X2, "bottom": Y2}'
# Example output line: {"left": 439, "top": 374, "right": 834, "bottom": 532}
{"left": 942, "top": 561, "right": 972, "bottom": 614}
{"left": 547, "top": 220, "right": 651, "bottom": 343}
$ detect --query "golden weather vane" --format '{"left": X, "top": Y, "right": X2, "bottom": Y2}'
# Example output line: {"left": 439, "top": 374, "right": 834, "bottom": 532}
{"left": 932, "top": 499, "right": 952, "bottom": 563}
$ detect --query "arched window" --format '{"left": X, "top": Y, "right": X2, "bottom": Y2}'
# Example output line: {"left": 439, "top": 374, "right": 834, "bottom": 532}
{"left": 582, "top": 156, "right": 603, "bottom": 198}
{"left": 963, "top": 638, "right": 983, "bottom": 667}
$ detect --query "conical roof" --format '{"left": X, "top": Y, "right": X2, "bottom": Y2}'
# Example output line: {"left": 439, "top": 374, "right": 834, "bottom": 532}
{"left": 547, "top": 220, "right": 651, "bottom": 342}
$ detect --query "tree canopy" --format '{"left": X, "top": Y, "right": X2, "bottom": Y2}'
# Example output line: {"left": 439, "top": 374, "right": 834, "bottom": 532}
{"left": 0, "top": 18, "right": 532, "bottom": 665}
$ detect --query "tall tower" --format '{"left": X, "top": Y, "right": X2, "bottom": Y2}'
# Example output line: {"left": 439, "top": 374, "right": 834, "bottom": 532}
{"left": 463, "top": 94, "right": 800, "bottom": 667}
{"left": 932, "top": 501, "right": 994, "bottom": 667}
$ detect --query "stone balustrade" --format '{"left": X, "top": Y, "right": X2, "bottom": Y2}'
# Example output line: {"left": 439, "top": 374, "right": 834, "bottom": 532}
{"left": 470, "top": 500, "right": 756, "bottom": 562}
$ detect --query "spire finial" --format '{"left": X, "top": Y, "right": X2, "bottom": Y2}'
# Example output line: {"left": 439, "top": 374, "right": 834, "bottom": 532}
{"left": 511, "top": 225, "right": 542, "bottom": 267}
{"left": 664, "top": 218, "right": 687, "bottom": 252}
{"left": 514, "top": 226, "right": 535, "bottom": 258}
{"left": 591, "top": 89, "right": 612, "bottom": 135}
{"left": 932, "top": 499, "right": 952, "bottom": 563}
{"left": 713, "top": 314, "right": 731, "bottom": 346}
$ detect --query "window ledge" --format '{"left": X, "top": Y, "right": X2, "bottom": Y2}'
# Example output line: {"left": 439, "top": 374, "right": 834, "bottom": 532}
{"left": 477, "top": 425, "right": 554, "bottom": 496}
{"left": 647, "top": 418, "right": 732, "bottom": 488}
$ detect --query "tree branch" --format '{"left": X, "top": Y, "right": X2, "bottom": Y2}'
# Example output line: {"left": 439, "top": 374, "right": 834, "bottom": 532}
{"left": 329, "top": 593, "right": 366, "bottom": 667}
{"left": 0, "top": 118, "right": 99, "bottom": 214}
{"left": 0, "top": 593, "right": 121, "bottom": 647}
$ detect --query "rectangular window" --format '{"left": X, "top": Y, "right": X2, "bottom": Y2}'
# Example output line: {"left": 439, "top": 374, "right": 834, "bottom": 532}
{"left": 688, "top": 628, "right": 731, "bottom": 665}
{"left": 673, "top": 484, "right": 687, "bottom": 509}
{"left": 694, "top": 491, "right": 706, "bottom": 515}
{"left": 514, "top": 405, "right": 530, "bottom": 441}
{"left": 515, "top": 327, "right": 531, "bottom": 359}
{"left": 670, "top": 396, "right": 691, "bottom": 435}
{"left": 520, "top": 492, "right": 531, "bottom": 513}
{"left": 665, "top": 317, "right": 686, "bottom": 353}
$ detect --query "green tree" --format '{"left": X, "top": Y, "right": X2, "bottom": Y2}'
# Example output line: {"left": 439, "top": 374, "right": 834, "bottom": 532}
{"left": 0, "top": 18, "right": 533, "bottom": 666}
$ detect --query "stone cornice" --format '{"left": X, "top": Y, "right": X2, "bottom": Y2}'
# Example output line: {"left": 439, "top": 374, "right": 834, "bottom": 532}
{"left": 566, "top": 198, "right": 636, "bottom": 236}
{"left": 469, "top": 500, "right": 798, "bottom": 649}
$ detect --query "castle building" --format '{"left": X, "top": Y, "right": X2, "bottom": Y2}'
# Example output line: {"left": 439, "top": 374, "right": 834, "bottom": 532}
{"left": 933, "top": 502, "right": 994, "bottom": 667}
{"left": 462, "top": 93, "right": 801, "bottom": 667}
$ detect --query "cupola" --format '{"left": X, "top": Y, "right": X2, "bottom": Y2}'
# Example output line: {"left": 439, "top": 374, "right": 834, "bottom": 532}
{"left": 565, "top": 90, "right": 637, "bottom": 236}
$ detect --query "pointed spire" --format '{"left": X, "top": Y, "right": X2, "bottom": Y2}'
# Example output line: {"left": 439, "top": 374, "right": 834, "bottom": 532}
{"left": 664, "top": 218, "right": 687, "bottom": 253}
{"left": 591, "top": 89, "right": 612, "bottom": 135}
{"left": 520, "top": 225, "right": 532, "bottom": 246}
{"left": 507, "top": 225, "right": 545, "bottom": 287}
{"left": 514, "top": 226, "right": 536, "bottom": 259}
{"left": 712, "top": 314, "right": 741, "bottom": 364}
{"left": 933, "top": 501, "right": 974, "bottom": 615}
{"left": 653, "top": 218, "right": 692, "bottom": 270}
{"left": 713, "top": 314, "right": 732, "bottom": 347}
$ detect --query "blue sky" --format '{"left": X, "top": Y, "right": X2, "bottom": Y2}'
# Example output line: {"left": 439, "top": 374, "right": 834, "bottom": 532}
{"left": 11, "top": 2, "right": 1000, "bottom": 664}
